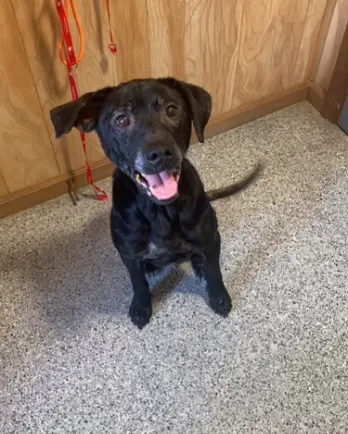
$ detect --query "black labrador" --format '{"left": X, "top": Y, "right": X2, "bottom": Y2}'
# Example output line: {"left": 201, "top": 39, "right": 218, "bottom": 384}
{"left": 50, "top": 78, "right": 260, "bottom": 328}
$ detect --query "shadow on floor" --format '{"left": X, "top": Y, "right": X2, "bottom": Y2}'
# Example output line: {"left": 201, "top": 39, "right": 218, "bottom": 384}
{"left": 1, "top": 212, "right": 209, "bottom": 332}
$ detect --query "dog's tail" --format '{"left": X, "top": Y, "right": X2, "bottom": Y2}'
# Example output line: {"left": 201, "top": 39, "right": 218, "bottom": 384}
{"left": 206, "top": 162, "right": 262, "bottom": 202}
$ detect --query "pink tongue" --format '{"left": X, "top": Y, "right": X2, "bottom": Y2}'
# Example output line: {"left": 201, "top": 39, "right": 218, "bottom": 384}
{"left": 143, "top": 170, "right": 178, "bottom": 200}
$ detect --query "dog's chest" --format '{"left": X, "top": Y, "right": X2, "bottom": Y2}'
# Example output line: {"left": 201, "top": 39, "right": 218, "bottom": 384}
{"left": 138, "top": 209, "right": 197, "bottom": 265}
{"left": 126, "top": 197, "right": 207, "bottom": 267}
{"left": 141, "top": 231, "right": 195, "bottom": 266}
{"left": 144, "top": 241, "right": 174, "bottom": 261}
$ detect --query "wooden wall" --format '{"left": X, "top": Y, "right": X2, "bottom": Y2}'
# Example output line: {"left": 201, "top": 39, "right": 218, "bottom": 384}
{"left": 0, "top": 0, "right": 338, "bottom": 213}
{"left": 316, "top": 0, "right": 348, "bottom": 92}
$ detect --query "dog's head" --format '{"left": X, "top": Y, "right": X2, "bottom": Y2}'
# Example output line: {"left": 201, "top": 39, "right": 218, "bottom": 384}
{"left": 50, "top": 78, "right": 212, "bottom": 204}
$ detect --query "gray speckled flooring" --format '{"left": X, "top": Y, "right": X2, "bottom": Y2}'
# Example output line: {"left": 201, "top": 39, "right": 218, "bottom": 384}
{"left": 1, "top": 102, "right": 348, "bottom": 434}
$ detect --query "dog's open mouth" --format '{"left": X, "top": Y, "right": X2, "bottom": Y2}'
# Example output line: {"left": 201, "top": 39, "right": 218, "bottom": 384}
{"left": 135, "top": 169, "right": 180, "bottom": 201}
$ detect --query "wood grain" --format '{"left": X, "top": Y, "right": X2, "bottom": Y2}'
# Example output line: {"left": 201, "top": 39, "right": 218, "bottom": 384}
{"left": 147, "top": 0, "right": 185, "bottom": 79}
{"left": 0, "top": 0, "right": 60, "bottom": 193}
{"left": 112, "top": 1, "right": 152, "bottom": 82}
{"left": 0, "top": 172, "right": 9, "bottom": 197}
{"left": 184, "top": 0, "right": 243, "bottom": 116}
{"left": 316, "top": 0, "right": 348, "bottom": 92}
{"left": 293, "top": 0, "right": 328, "bottom": 85}
{"left": 308, "top": 0, "right": 337, "bottom": 82}
{"left": 308, "top": 83, "right": 325, "bottom": 112}
{"left": 12, "top": 0, "right": 117, "bottom": 175}
{"left": 321, "top": 23, "right": 348, "bottom": 122}
{"left": 233, "top": 0, "right": 310, "bottom": 107}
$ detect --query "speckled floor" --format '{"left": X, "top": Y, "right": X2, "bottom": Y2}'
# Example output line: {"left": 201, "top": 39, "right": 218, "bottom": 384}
{"left": 1, "top": 102, "right": 348, "bottom": 434}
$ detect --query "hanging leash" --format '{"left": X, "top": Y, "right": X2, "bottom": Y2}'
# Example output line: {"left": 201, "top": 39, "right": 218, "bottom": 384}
{"left": 58, "top": 0, "right": 85, "bottom": 66}
{"left": 105, "top": 0, "right": 117, "bottom": 55}
{"left": 55, "top": 0, "right": 112, "bottom": 203}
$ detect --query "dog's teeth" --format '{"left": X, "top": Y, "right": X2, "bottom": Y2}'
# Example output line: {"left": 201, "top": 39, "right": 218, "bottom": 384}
{"left": 136, "top": 174, "right": 141, "bottom": 182}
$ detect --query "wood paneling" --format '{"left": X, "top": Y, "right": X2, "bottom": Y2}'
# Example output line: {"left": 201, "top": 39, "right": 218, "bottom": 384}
{"left": 0, "top": 82, "right": 309, "bottom": 219}
{"left": 112, "top": 1, "right": 151, "bottom": 81}
{"left": 308, "top": 83, "right": 325, "bottom": 112}
{"left": 0, "top": 0, "right": 60, "bottom": 193}
{"left": 321, "top": 23, "right": 348, "bottom": 122}
{"left": 316, "top": 0, "right": 348, "bottom": 92}
{"left": 147, "top": 0, "right": 185, "bottom": 79}
{"left": 308, "top": 0, "right": 337, "bottom": 82}
{"left": 12, "top": 0, "right": 117, "bottom": 174}
{"left": 233, "top": 0, "right": 310, "bottom": 107}
{"left": 293, "top": 0, "right": 328, "bottom": 84}
{"left": 0, "top": 159, "right": 115, "bottom": 219}
{"left": 207, "top": 83, "right": 309, "bottom": 137}
{"left": 0, "top": 173, "right": 9, "bottom": 197}
{"left": 185, "top": 0, "right": 243, "bottom": 116}
{"left": 0, "top": 0, "right": 337, "bottom": 215}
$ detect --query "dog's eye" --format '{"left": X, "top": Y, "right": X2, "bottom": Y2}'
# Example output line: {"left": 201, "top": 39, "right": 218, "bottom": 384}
{"left": 115, "top": 115, "right": 130, "bottom": 128}
{"left": 166, "top": 105, "right": 178, "bottom": 118}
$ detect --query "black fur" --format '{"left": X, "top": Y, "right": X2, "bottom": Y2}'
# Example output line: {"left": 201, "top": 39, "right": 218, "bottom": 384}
{"left": 50, "top": 78, "right": 259, "bottom": 328}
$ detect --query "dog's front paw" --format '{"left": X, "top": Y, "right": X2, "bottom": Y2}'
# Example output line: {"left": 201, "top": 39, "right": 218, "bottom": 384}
{"left": 209, "top": 291, "right": 232, "bottom": 318}
{"left": 129, "top": 297, "right": 152, "bottom": 329}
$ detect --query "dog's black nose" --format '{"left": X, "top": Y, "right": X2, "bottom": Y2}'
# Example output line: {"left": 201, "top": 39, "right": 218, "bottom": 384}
{"left": 146, "top": 148, "right": 174, "bottom": 164}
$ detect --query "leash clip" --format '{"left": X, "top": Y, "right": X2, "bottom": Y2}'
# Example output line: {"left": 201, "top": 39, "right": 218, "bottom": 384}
{"left": 108, "top": 43, "right": 117, "bottom": 55}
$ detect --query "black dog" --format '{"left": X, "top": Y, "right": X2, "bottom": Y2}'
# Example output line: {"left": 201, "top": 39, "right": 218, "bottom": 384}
{"left": 50, "top": 78, "right": 260, "bottom": 328}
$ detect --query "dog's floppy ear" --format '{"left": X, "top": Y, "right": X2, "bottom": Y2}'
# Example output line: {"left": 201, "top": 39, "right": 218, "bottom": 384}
{"left": 159, "top": 78, "right": 212, "bottom": 142}
{"left": 50, "top": 87, "right": 114, "bottom": 138}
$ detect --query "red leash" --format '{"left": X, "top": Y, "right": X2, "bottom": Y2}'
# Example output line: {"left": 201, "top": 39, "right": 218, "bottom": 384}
{"left": 56, "top": 0, "right": 116, "bottom": 203}
{"left": 105, "top": 0, "right": 117, "bottom": 55}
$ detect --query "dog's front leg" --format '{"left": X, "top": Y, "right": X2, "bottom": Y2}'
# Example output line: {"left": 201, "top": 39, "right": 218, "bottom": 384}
{"left": 122, "top": 257, "right": 152, "bottom": 329}
{"left": 204, "top": 232, "right": 232, "bottom": 317}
